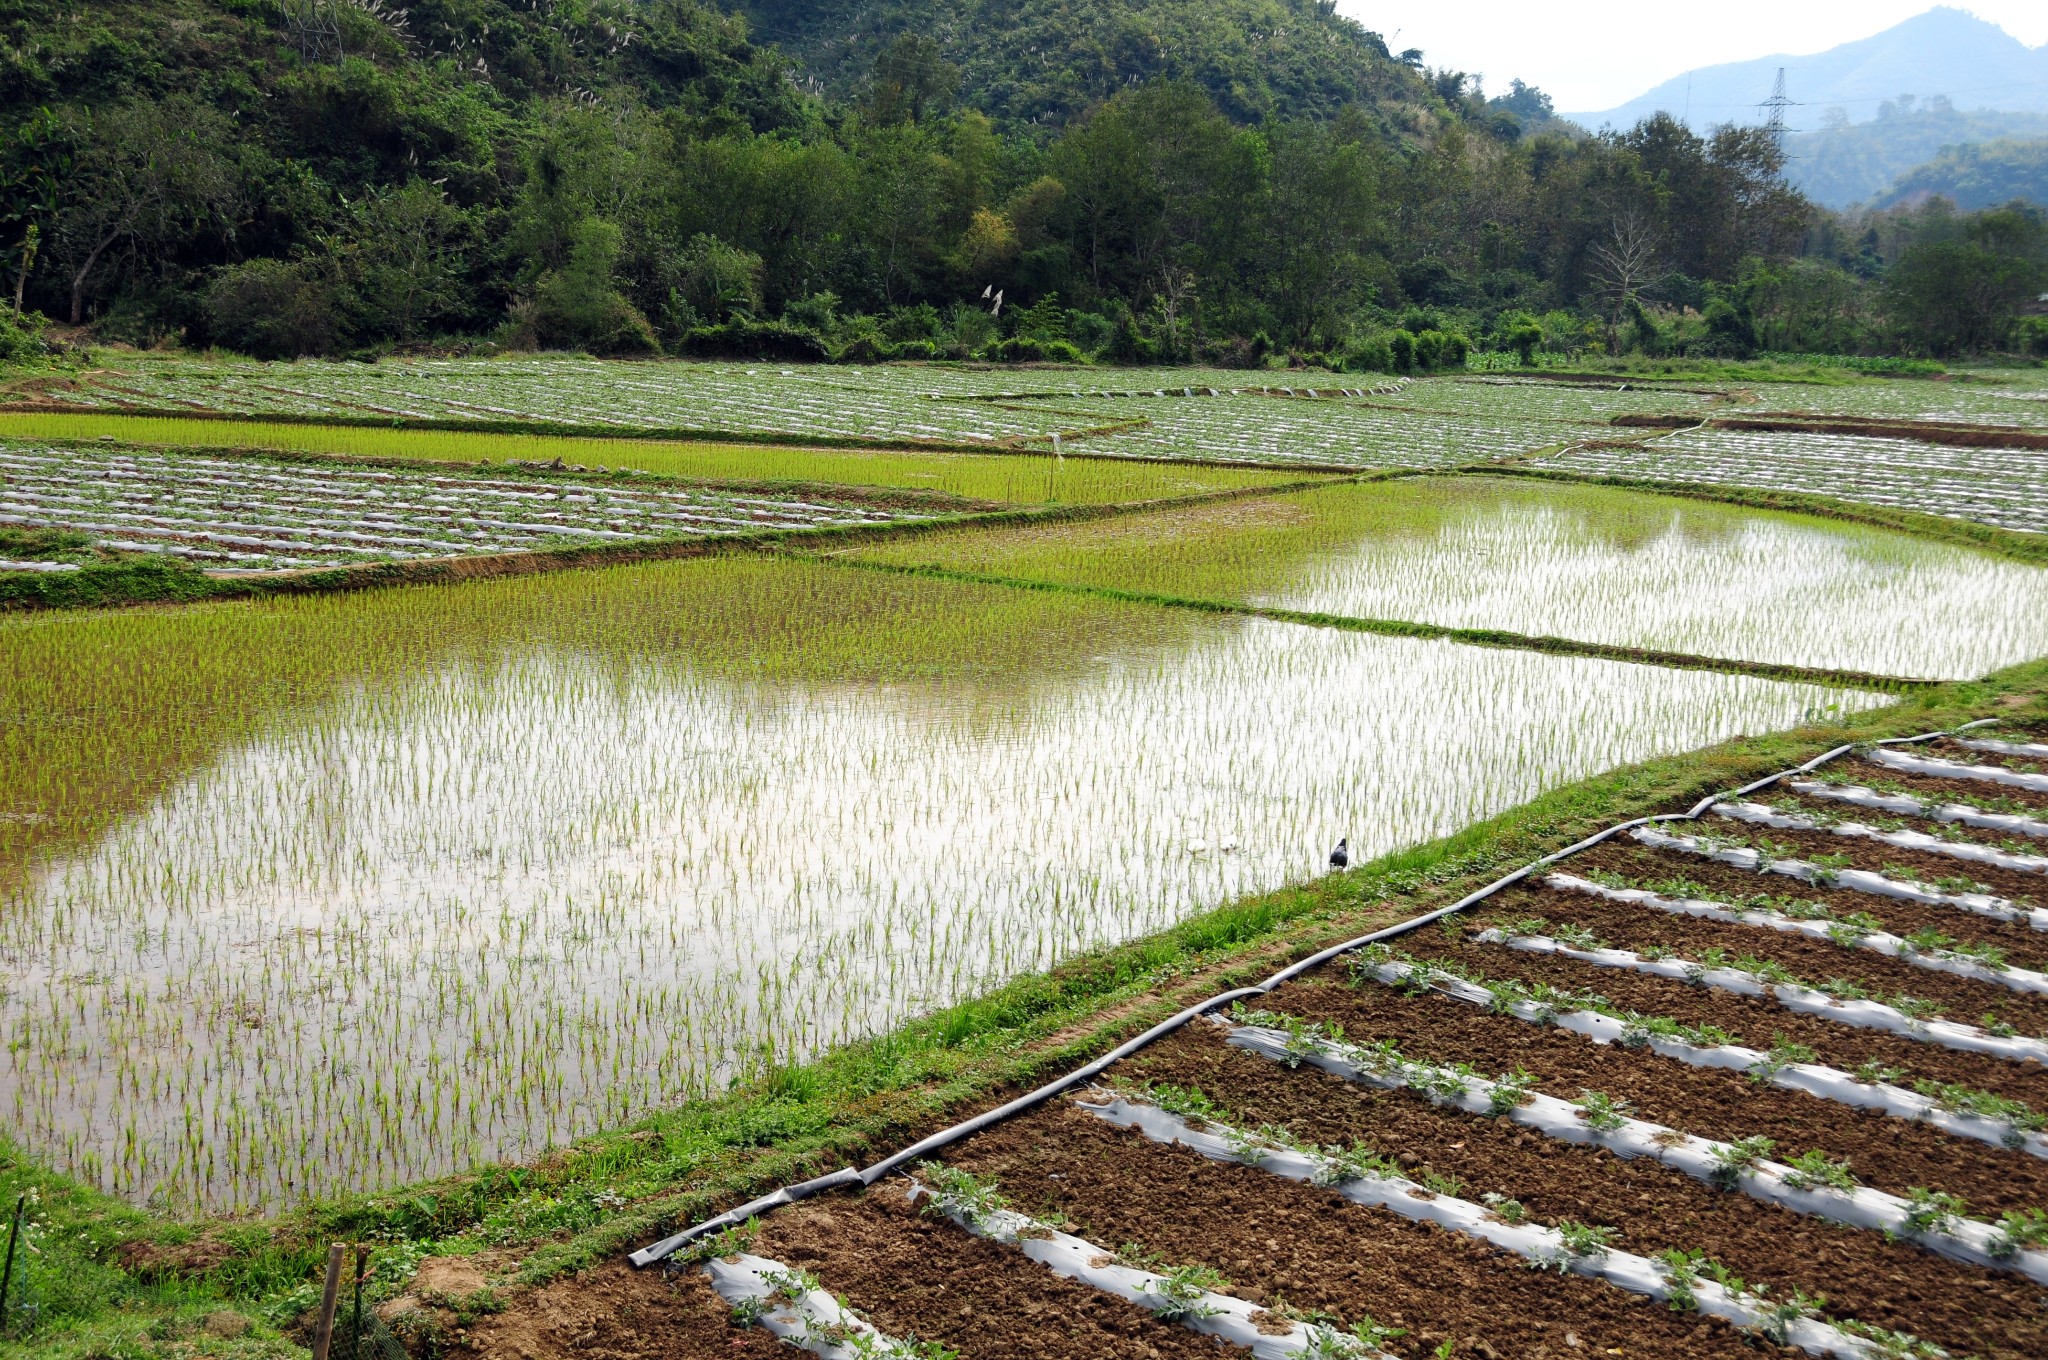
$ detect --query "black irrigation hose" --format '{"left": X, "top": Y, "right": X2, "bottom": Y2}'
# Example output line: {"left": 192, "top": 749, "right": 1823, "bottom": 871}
{"left": 627, "top": 716, "right": 2000, "bottom": 1267}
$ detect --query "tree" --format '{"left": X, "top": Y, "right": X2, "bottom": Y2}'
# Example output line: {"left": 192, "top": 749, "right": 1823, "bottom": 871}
{"left": 867, "top": 35, "right": 960, "bottom": 127}
{"left": 1882, "top": 204, "right": 2048, "bottom": 354}
{"left": 1263, "top": 123, "right": 1389, "bottom": 346}
{"left": 350, "top": 180, "right": 473, "bottom": 343}
{"left": 527, "top": 217, "right": 659, "bottom": 355}
{"left": 674, "top": 234, "right": 765, "bottom": 322}
{"left": 52, "top": 98, "right": 242, "bottom": 324}
{"left": 1587, "top": 210, "right": 1661, "bottom": 338}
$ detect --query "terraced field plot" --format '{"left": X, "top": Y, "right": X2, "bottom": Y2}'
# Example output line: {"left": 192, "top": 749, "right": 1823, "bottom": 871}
{"left": 13, "top": 357, "right": 1694, "bottom": 469}
{"left": 623, "top": 722, "right": 2048, "bottom": 1360}
{"left": 0, "top": 414, "right": 1318, "bottom": 506}
{"left": 0, "top": 555, "right": 1879, "bottom": 1210}
{"left": 847, "top": 475, "right": 2048, "bottom": 680}
{"left": 1034, "top": 395, "right": 1609, "bottom": 467}
{"left": 1536, "top": 427, "right": 2048, "bottom": 533}
{"left": 0, "top": 443, "right": 931, "bottom": 571}
{"left": 1742, "top": 372, "right": 2048, "bottom": 428}
{"left": 31, "top": 356, "right": 1412, "bottom": 449}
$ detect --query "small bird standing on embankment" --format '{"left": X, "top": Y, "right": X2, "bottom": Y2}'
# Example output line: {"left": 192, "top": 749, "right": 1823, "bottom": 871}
{"left": 1329, "top": 837, "right": 1349, "bottom": 870}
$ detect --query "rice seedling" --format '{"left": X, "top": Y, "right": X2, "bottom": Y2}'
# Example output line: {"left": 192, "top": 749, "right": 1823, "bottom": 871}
{"left": 0, "top": 553, "right": 1884, "bottom": 1211}
{"left": 1537, "top": 426, "right": 2048, "bottom": 533}
{"left": 0, "top": 413, "right": 1314, "bottom": 507}
{"left": 845, "top": 475, "right": 2048, "bottom": 680}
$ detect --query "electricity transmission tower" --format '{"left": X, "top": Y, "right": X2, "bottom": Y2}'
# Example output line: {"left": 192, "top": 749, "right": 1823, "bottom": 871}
{"left": 282, "top": 0, "right": 345, "bottom": 61}
{"left": 1759, "top": 67, "right": 1795, "bottom": 151}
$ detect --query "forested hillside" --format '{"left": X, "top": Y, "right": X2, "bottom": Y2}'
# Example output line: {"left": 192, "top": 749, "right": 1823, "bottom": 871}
{"left": 0, "top": 0, "right": 2042, "bottom": 364}
{"left": 1880, "top": 137, "right": 2048, "bottom": 212}
{"left": 728, "top": 0, "right": 1434, "bottom": 130}
{"left": 1787, "top": 101, "right": 2048, "bottom": 208}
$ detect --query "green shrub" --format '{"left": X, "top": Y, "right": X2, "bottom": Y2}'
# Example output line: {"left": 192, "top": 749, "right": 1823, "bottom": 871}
{"left": 523, "top": 219, "right": 661, "bottom": 357}
{"left": 1500, "top": 311, "right": 1544, "bottom": 366}
{"left": 204, "top": 259, "right": 347, "bottom": 359}
{"left": 0, "top": 307, "right": 51, "bottom": 363}
{"left": 988, "top": 335, "right": 1086, "bottom": 364}
{"left": 677, "top": 319, "right": 831, "bottom": 361}
{"left": 1340, "top": 335, "right": 1396, "bottom": 374}
{"left": 1387, "top": 329, "right": 1416, "bottom": 372}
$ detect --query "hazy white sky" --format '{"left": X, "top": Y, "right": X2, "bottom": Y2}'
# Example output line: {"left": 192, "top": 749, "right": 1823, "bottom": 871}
{"left": 1338, "top": 3, "right": 2048, "bottom": 113}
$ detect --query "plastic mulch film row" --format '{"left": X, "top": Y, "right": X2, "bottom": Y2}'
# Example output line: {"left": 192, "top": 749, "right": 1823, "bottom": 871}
{"left": 629, "top": 719, "right": 2002, "bottom": 1269}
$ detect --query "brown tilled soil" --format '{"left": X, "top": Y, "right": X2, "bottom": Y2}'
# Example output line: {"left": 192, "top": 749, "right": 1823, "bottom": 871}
{"left": 1426, "top": 926, "right": 2048, "bottom": 1101}
{"left": 755, "top": 1189, "right": 1237, "bottom": 1359}
{"left": 458, "top": 1192, "right": 1236, "bottom": 1360}
{"left": 1928, "top": 739, "right": 2048, "bottom": 778}
{"left": 1477, "top": 883, "right": 2048, "bottom": 1046}
{"left": 1619, "top": 812, "right": 2048, "bottom": 958}
{"left": 1821, "top": 757, "right": 2048, "bottom": 813}
{"left": 1774, "top": 783, "right": 2048, "bottom": 843}
{"left": 945, "top": 1101, "right": 1798, "bottom": 1360}
{"left": 1568, "top": 842, "right": 2048, "bottom": 983}
{"left": 1702, "top": 817, "right": 2048, "bottom": 904}
{"left": 1275, "top": 975, "right": 2048, "bottom": 1213}
{"left": 453, "top": 1259, "right": 767, "bottom": 1358}
{"left": 1116, "top": 1026, "right": 2048, "bottom": 1360}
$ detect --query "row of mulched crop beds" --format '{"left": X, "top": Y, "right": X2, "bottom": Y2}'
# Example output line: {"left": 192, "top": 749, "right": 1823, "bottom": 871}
{"left": 0, "top": 444, "right": 927, "bottom": 572}
{"left": 624, "top": 725, "right": 2048, "bottom": 1360}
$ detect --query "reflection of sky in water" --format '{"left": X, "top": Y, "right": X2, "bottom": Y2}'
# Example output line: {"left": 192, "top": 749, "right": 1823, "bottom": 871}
{"left": 3, "top": 615, "right": 1881, "bottom": 1211}
{"left": 1257, "top": 487, "right": 2048, "bottom": 679}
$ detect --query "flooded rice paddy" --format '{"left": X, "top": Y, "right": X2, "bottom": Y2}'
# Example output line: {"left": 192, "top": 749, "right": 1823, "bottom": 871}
{"left": 0, "top": 555, "right": 1880, "bottom": 1211}
{"left": 848, "top": 476, "right": 2048, "bottom": 680}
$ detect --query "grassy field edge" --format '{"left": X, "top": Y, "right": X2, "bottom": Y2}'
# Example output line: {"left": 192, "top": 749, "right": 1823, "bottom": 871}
{"left": 6, "top": 662, "right": 2046, "bottom": 1358}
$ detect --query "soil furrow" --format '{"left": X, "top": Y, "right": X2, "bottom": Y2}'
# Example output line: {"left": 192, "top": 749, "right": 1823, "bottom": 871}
{"left": 1439, "top": 925, "right": 2048, "bottom": 1095}
{"left": 1114, "top": 1025, "right": 2048, "bottom": 1360}
{"left": 751, "top": 1189, "right": 1234, "bottom": 1360}
{"left": 1706, "top": 816, "right": 2048, "bottom": 904}
{"left": 450, "top": 1259, "right": 775, "bottom": 1359}
{"left": 1771, "top": 785, "right": 2048, "bottom": 847}
{"left": 944, "top": 1100, "right": 1802, "bottom": 1360}
{"left": 1563, "top": 844, "right": 2048, "bottom": 987}
{"left": 1817, "top": 756, "right": 2048, "bottom": 814}
{"left": 1273, "top": 974, "right": 2048, "bottom": 1213}
{"left": 1930, "top": 737, "right": 2048, "bottom": 777}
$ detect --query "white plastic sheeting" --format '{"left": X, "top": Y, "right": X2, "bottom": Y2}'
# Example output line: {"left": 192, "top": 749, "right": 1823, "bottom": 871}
{"left": 1958, "top": 737, "right": 2048, "bottom": 760}
{"left": 701, "top": 1253, "right": 932, "bottom": 1358}
{"left": 1482, "top": 925, "right": 2048, "bottom": 1065}
{"left": 907, "top": 1181, "right": 1394, "bottom": 1358}
{"left": 1630, "top": 825, "right": 2048, "bottom": 932}
{"left": 1219, "top": 1017, "right": 2048, "bottom": 1281}
{"left": 1714, "top": 800, "right": 2048, "bottom": 875}
{"left": 1354, "top": 957, "right": 2048, "bottom": 1157}
{"left": 1079, "top": 1092, "right": 1889, "bottom": 1357}
{"left": 1544, "top": 872, "right": 2048, "bottom": 1004}
{"left": 1871, "top": 747, "right": 2048, "bottom": 794}
{"left": 1788, "top": 778, "right": 2048, "bottom": 841}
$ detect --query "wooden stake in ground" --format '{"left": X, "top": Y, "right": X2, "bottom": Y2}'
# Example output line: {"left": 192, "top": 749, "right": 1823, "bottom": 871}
{"left": 309, "top": 1243, "right": 346, "bottom": 1360}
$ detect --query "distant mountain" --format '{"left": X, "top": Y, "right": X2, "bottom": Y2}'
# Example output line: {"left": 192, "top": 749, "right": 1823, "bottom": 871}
{"left": 1877, "top": 135, "right": 2048, "bottom": 210}
{"left": 1785, "top": 104, "right": 2048, "bottom": 207}
{"left": 1566, "top": 7, "right": 2048, "bottom": 133}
